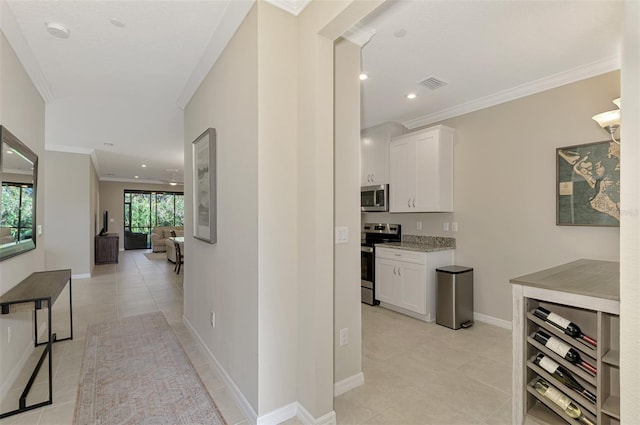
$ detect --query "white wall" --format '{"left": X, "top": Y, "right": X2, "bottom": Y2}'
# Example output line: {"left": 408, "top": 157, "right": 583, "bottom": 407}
{"left": 366, "top": 71, "right": 621, "bottom": 324}
{"left": 184, "top": 2, "right": 260, "bottom": 413}
{"left": 44, "top": 151, "right": 92, "bottom": 276}
{"left": 0, "top": 28, "right": 45, "bottom": 401}
{"left": 619, "top": 1, "right": 640, "bottom": 421}
{"left": 334, "top": 38, "right": 362, "bottom": 387}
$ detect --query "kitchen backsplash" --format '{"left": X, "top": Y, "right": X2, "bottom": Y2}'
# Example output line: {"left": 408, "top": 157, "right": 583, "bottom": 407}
{"left": 402, "top": 234, "right": 456, "bottom": 248}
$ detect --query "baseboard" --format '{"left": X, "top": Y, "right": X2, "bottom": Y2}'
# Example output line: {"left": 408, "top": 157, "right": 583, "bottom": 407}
{"left": 257, "top": 402, "right": 297, "bottom": 425}
{"left": 72, "top": 273, "right": 91, "bottom": 279}
{"left": 182, "top": 315, "right": 258, "bottom": 424}
{"left": 334, "top": 372, "right": 364, "bottom": 396}
{"left": 474, "top": 312, "right": 512, "bottom": 330}
{"left": 296, "top": 403, "right": 337, "bottom": 425}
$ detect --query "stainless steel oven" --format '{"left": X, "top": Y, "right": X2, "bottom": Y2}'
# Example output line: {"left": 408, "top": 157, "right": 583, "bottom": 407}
{"left": 361, "top": 223, "right": 401, "bottom": 305}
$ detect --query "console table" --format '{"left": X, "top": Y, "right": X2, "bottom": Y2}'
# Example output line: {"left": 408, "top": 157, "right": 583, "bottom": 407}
{"left": 0, "top": 269, "right": 73, "bottom": 419}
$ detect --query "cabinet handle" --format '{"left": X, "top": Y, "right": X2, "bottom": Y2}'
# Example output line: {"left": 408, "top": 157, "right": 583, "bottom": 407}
{"left": 407, "top": 199, "right": 411, "bottom": 207}
{"left": 371, "top": 173, "right": 374, "bottom": 182}
{"left": 393, "top": 266, "right": 397, "bottom": 275}
{"left": 398, "top": 267, "right": 402, "bottom": 276}
{"left": 412, "top": 199, "right": 415, "bottom": 207}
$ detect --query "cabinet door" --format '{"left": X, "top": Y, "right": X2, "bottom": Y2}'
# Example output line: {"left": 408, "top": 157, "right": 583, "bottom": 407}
{"left": 398, "top": 262, "right": 427, "bottom": 314}
{"left": 375, "top": 258, "right": 400, "bottom": 304}
{"left": 413, "top": 131, "right": 440, "bottom": 211}
{"left": 389, "top": 140, "right": 412, "bottom": 212}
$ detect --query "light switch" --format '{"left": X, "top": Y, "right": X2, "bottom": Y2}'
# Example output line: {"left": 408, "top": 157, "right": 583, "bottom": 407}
{"left": 335, "top": 226, "right": 349, "bottom": 244}
{"left": 451, "top": 222, "right": 458, "bottom": 232}
{"left": 443, "top": 222, "right": 450, "bottom": 231}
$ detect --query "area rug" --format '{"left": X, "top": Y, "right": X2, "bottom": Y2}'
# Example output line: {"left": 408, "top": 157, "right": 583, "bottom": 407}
{"left": 144, "top": 252, "right": 166, "bottom": 261}
{"left": 74, "top": 312, "right": 226, "bottom": 424}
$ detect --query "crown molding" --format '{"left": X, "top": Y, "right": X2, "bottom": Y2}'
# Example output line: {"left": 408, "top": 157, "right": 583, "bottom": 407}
{"left": 403, "top": 55, "right": 621, "bottom": 130}
{"left": 1, "top": 2, "right": 55, "bottom": 103}
{"left": 176, "top": 0, "right": 254, "bottom": 109}
{"left": 45, "top": 144, "right": 95, "bottom": 155}
{"left": 264, "top": 0, "right": 312, "bottom": 16}
{"left": 99, "top": 176, "right": 183, "bottom": 185}
{"left": 342, "top": 23, "right": 376, "bottom": 47}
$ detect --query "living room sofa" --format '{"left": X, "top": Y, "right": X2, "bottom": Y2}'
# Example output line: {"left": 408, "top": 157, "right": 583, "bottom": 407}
{"left": 150, "top": 226, "right": 184, "bottom": 252}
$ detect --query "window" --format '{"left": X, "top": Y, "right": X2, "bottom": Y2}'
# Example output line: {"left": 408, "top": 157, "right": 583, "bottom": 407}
{"left": 1, "top": 182, "right": 34, "bottom": 244}
{"left": 123, "top": 190, "right": 184, "bottom": 249}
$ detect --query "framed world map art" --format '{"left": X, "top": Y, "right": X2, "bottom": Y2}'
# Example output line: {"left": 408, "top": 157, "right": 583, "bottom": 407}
{"left": 556, "top": 140, "right": 620, "bottom": 226}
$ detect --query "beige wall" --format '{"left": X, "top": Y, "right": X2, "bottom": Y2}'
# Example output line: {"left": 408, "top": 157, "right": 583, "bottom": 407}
{"left": 184, "top": 2, "right": 260, "bottom": 413}
{"left": 44, "top": 151, "right": 92, "bottom": 276}
{"left": 0, "top": 29, "right": 45, "bottom": 399}
{"left": 620, "top": 1, "right": 640, "bottom": 421}
{"left": 98, "top": 180, "right": 183, "bottom": 251}
{"left": 256, "top": 1, "right": 298, "bottom": 415}
{"left": 334, "top": 38, "right": 362, "bottom": 386}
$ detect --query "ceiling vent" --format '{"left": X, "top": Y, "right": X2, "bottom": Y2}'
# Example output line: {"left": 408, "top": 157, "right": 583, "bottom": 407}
{"left": 419, "top": 76, "right": 448, "bottom": 90}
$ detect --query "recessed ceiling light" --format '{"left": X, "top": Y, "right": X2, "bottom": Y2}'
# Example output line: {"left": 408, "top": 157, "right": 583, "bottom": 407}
{"left": 45, "top": 22, "right": 70, "bottom": 39}
{"left": 406, "top": 93, "right": 417, "bottom": 100}
{"left": 169, "top": 182, "right": 177, "bottom": 186}
{"left": 6, "top": 150, "right": 13, "bottom": 154}
{"left": 359, "top": 73, "right": 368, "bottom": 81}
{"left": 141, "top": 164, "right": 147, "bottom": 168}
{"left": 110, "top": 17, "right": 126, "bottom": 28}
{"left": 134, "top": 175, "right": 139, "bottom": 179}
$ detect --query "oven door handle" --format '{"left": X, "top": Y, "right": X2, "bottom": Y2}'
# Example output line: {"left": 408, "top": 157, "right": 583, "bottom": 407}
{"left": 361, "top": 246, "right": 374, "bottom": 253}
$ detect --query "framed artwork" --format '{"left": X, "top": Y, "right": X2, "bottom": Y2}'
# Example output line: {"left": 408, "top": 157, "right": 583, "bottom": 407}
{"left": 556, "top": 140, "right": 620, "bottom": 227}
{"left": 192, "top": 128, "right": 217, "bottom": 243}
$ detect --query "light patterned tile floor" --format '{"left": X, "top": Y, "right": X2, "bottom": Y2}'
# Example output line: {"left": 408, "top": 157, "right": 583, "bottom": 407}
{"left": 2, "top": 250, "right": 519, "bottom": 425}
{"left": 0, "top": 249, "right": 247, "bottom": 425}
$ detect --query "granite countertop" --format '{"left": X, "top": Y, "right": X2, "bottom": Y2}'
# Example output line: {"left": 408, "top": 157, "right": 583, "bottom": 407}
{"left": 509, "top": 259, "right": 620, "bottom": 301}
{"left": 376, "top": 235, "right": 456, "bottom": 253}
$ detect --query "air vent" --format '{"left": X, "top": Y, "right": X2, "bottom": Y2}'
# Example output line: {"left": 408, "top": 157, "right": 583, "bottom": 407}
{"left": 419, "top": 76, "right": 448, "bottom": 90}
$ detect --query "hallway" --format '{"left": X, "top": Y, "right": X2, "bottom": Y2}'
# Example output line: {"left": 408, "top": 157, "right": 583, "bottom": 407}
{"left": 0, "top": 250, "right": 248, "bottom": 425}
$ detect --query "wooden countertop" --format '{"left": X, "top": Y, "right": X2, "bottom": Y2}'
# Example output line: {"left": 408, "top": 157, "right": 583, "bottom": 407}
{"left": 509, "top": 259, "right": 619, "bottom": 301}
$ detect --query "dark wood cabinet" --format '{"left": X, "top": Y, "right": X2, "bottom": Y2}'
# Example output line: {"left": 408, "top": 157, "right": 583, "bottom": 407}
{"left": 95, "top": 234, "right": 119, "bottom": 264}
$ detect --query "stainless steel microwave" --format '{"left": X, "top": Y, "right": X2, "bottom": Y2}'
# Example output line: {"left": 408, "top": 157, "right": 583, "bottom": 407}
{"left": 361, "top": 184, "right": 389, "bottom": 212}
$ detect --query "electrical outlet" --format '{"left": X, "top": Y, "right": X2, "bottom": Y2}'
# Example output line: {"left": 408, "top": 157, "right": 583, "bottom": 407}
{"left": 210, "top": 311, "right": 215, "bottom": 328}
{"left": 443, "top": 222, "right": 450, "bottom": 231}
{"left": 451, "top": 222, "right": 458, "bottom": 232}
{"left": 7, "top": 326, "right": 12, "bottom": 343}
{"left": 339, "top": 328, "right": 348, "bottom": 346}
{"left": 335, "top": 226, "right": 349, "bottom": 244}
{"left": 416, "top": 221, "right": 422, "bottom": 230}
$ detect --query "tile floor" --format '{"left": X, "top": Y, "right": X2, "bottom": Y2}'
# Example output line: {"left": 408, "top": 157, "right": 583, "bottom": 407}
{"left": 1, "top": 250, "right": 522, "bottom": 425}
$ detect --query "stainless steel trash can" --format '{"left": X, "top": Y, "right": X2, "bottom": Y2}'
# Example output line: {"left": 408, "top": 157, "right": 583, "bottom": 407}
{"left": 436, "top": 266, "right": 474, "bottom": 329}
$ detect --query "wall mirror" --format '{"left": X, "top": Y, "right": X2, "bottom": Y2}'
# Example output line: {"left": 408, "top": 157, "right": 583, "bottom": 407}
{"left": 0, "top": 126, "right": 38, "bottom": 261}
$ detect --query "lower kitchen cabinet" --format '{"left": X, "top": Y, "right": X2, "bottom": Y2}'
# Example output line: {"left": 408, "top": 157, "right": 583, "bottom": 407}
{"left": 375, "top": 247, "right": 453, "bottom": 322}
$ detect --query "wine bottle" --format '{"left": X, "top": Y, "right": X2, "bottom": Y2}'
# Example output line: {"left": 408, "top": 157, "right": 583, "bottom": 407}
{"left": 534, "top": 353, "right": 597, "bottom": 403}
{"left": 534, "top": 306, "right": 597, "bottom": 347}
{"left": 534, "top": 379, "right": 595, "bottom": 425}
{"left": 533, "top": 330, "right": 597, "bottom": 375}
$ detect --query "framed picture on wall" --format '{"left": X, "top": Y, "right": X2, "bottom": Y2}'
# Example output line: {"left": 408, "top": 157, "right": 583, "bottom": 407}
{"left": 556, "top": 139, "right": 620, "bottom": 227}
{"left": 192, "top": 128, "right": 217, "bottom": 243}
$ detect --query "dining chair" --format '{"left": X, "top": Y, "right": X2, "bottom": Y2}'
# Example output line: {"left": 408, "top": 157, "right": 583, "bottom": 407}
{"left": 174, "top": 241, "right": 183, "bottom": 274}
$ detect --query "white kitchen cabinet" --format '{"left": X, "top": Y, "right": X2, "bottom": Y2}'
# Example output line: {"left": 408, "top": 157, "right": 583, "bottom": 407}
{"left": 361, "top": 122, "right": 405, "bottom": 186}
{"left": 389, "top": 125, "right": 454, "bottom": 212}
{"left": 375, "top": 247, "right": 453, "bottom": 321}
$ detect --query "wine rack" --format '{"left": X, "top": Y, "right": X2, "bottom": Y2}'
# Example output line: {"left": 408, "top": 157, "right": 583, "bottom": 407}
{"left": 511, "top": 259, "right": 620, "bottom": 425}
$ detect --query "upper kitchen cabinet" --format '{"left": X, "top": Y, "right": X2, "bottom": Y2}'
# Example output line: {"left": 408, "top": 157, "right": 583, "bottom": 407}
{"left": 389, "top": 125, "right": 454, "bottom": 213}
{"left": 361, "top": 122, "right": 406, "bottom": 186}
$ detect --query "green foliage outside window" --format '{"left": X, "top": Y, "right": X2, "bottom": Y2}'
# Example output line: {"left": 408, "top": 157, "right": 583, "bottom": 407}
{"left": 1, "top": 183, "right": 33, "bottom": 241}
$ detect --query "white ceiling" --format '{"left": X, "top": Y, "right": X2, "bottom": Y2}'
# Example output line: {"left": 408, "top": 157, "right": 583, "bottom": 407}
{"left": 1, "top": 0, "right": 622, "bottom": 183}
